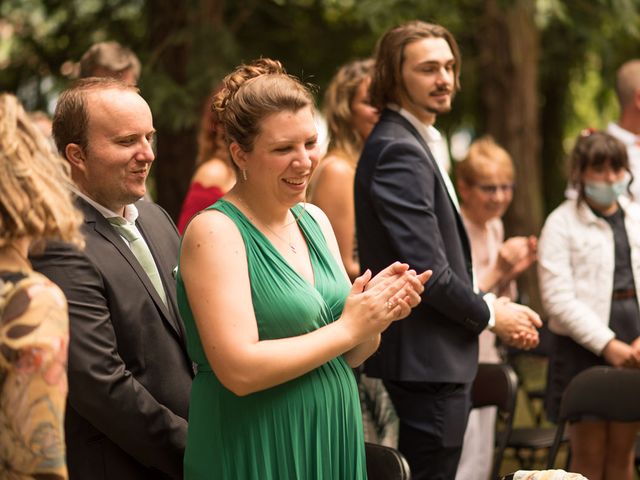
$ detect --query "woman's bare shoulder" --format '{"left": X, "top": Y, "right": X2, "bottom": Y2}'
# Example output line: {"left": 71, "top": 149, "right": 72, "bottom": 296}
{"left": 318, "top": 153, "right": 356, "bottom": 179}
{"left": 182, "top": 206, "right": 243, "bottom": 253}
{"left": 192, "top": 158, "right": 234, "bottom": 187}
{"left": 303, "top": 203, "right": 334, "bottom": 236}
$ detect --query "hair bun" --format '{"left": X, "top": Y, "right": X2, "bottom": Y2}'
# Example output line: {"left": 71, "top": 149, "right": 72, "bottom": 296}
{"left": 213, "top": 58, "right": 286, "bottom": 116}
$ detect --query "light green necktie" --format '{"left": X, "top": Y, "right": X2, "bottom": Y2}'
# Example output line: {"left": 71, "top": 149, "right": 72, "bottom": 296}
{"left": 108, "top": 217, "right": 167, "bottom": 306}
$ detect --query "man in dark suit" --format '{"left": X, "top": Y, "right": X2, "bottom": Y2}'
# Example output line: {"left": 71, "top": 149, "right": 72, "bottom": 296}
{"left": 32, "top": 78, "right": 193, "bottom": 479}
{"left": 354, "top": 21, "right": 542, "bottom": 480}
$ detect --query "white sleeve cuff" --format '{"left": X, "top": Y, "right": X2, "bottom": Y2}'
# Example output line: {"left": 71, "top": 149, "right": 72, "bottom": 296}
{"left": 483, "top": 292, "right": 497, "bottom": 330}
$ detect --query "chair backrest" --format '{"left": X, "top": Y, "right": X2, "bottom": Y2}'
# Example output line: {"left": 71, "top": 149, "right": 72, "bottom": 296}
{"left": 559, "top": 366, "right": 640, "bottom": 422}
{"left": 365, "top": 442, "right": 411, "bottom": 480}
{"left": 472, "top": 362, "right": 519, "bottom": 480}
{"left": 472, "top": 362, "right": 519, "bottom": 411}
{"left": 547, "top": 366, "right": 640, "bottom": 468}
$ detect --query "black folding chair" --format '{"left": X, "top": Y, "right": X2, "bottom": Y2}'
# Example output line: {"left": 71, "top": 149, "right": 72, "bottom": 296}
{"left": 365, "top": 442, "right": 411, "bottom": 480}
{"left": 547, "top": 366, "right": 640, "bottom": 468}
{"left": 471, "top": 362, "right": 519, "bottom": 480}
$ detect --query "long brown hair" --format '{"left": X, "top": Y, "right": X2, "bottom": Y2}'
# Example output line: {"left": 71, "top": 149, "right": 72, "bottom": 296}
{"left": 196, "top": 86, "right": 230, "bottom": 167}
{"left": 370, "top": 20, "right": 461, "bottom": 111}
{"left": 324, "top": 59, "right": 374, "bottom": 163}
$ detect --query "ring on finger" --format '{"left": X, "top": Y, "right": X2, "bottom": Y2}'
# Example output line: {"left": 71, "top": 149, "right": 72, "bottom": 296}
{"left": 385, "top": 300, "right": 396, "bottom": 311}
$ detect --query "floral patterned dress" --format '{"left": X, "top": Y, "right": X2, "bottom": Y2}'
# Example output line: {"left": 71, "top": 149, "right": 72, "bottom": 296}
{"left": 0, "top": 270, "right": 69, "bottom": 480}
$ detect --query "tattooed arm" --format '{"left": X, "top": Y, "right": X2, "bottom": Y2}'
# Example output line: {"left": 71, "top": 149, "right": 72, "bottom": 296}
{"left": 0, "top": 272, "right": 69, "bottom": 480}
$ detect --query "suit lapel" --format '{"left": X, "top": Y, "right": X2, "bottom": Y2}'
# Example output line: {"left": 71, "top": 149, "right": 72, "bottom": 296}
{"left": 79, "top": 199, "right": 183, "bottom": 339}
{"left": 136, "top": 214, "right": 186, "bottom": 340}
{"left": 383, "top": 110, "right": 474, "bottom": 262}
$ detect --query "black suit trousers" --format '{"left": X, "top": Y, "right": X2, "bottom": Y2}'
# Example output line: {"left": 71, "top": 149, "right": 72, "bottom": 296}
{"left": 383, "top": 380, "right": 472, "bottom": 480}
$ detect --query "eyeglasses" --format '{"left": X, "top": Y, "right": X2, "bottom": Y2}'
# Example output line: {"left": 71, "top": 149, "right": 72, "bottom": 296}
{"left": 473, "top": 183, "right": 515, "bottom": 195}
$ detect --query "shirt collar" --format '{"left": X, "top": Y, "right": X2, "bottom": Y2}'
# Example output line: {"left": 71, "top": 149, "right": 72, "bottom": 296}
{"left": 576, "top": 195, "right": 633, "bottom": 224}
{"left": 74, "top": 188, "right": 139, "bottom": 224}
{"left": 388, "top": 104, "right": 441, "bottom": 144}
{"left": 607, "top": 122, "right": 638, "bottom": 146}
{"left": 387, "top": 104, "right": 459, "bottom": 211}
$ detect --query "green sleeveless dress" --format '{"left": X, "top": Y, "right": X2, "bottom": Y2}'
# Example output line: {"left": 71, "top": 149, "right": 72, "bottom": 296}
{"left": 177, "top": 199, "right": 366, "bottom": 479}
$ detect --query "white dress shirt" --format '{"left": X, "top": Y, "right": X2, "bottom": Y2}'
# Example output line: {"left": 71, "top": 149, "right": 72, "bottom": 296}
{"left": 389, "top": 105, "right": 496, "bottom": 328}
{"left": 607, "top": 122, "right": 640, "bottom": 202}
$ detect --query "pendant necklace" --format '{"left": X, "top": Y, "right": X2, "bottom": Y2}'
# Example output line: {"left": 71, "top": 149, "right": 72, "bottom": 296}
{"left": 235, "top": 197, "right": 298, "bottom": 254}
{"left": 261, "top": 221, "right": 298, "bottom": 254}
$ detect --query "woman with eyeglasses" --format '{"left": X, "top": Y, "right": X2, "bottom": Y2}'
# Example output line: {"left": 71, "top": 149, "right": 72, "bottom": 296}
{"left": 539, "top": 130, "right": 640, "bottom": 480}
{"left": 454, "top": 136, "right": 537, "bottom": 480}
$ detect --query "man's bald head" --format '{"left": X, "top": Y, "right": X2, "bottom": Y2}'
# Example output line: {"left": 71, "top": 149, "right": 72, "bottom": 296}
{"left": 615, "top": 59, "right": 640, "bottom": 109}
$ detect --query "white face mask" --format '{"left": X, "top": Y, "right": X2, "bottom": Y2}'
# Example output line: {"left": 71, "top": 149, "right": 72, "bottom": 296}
{"left": 584, "top": 176, "right": 630, "bottom": 206}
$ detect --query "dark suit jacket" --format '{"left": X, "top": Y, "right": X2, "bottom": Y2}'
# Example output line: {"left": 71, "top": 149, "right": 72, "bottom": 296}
{"left": 354, "top": 109, "right": 489, "bottom": 384}
{"left": 32, "top": 198, "right": 193, "bottom": 480}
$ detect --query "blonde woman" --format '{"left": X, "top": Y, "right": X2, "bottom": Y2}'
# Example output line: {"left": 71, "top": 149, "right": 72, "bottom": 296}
{"left": 0, "top": 93, "right": 84, "bottom": 479}
{"left": 311, "top": 59, "right": 379, "bottom": 280}
{"left": 455, "top": 136, "right": 537, "bottom": 480}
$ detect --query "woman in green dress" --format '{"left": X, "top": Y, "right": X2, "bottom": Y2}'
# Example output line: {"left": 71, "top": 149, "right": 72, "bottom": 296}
{"left": 177, "top": 58, "right": 431, "bottom": 479}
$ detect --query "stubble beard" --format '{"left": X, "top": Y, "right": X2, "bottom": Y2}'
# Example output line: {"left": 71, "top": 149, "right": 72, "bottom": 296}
{"left": 425, "top": 89, "right": 454, "bottom": 115}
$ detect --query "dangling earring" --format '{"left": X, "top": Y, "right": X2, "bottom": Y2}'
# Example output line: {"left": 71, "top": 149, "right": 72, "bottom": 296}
{"left": 242, "top": 169, "right": 247, "bottom": 182}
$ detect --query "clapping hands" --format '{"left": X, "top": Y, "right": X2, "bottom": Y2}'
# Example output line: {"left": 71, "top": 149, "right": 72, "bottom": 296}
{"left": 496, "top": 235, "right": 537, "bottom": 281}
{"left": 341, "top": 262, "right": 431, "bottom": 344}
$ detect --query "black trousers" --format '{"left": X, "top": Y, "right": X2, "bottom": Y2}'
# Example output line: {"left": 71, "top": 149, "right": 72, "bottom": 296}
{"left": 384, "top": 380, "right": 472, "bottom": 480}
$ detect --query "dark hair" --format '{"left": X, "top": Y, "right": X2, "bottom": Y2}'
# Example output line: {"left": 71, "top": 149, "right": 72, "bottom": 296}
{"left": 52, "top": 77, "right": 139, "bottom": 156}
{"left": 212, "top": 58, "right": 315, "bottom": 162}
{"left": 569, "top": 130, "right": 633, "bottom": 202}
{"left": 196, "top": 85, "right": 229, "bottom": 167}
{"left": 370, "top": 20, "right": 461, "bottom": 111}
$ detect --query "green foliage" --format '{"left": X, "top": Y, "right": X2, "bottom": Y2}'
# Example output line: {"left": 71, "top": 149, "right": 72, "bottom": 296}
{"left": 0, "top": 0, "right": 145, "bottom": 110}
{"left": 2, "top": 0, "right": 639, "bottom": 212}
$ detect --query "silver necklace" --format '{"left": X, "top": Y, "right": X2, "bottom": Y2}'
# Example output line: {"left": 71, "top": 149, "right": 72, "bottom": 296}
{"left": 261, "top": 220, "right": 298, "bottom": 254}
{"left": 234, "top": 197, "right": 298, "bottom": 254}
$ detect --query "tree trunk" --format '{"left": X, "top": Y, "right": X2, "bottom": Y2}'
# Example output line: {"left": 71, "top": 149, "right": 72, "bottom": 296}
{"left": 145, "top": 0, "right": 195, "bottom": 221}
{"left": 477, "top": 0, "right": 543, "bottom": 310}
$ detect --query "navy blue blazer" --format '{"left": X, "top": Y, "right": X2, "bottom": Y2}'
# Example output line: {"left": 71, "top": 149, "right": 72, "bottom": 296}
{"left": 354, "top": 109, "right": 489, "bottom": 384}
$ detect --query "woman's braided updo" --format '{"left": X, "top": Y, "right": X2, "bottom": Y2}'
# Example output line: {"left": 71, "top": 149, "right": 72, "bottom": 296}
{"left": 212, "top": 58, "right": 315, "bottom": 163}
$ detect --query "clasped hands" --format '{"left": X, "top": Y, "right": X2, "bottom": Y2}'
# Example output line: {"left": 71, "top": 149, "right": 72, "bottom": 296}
{"left": 602, "top": 337, "right": 640, "bottom": 368}
{"left": 341, "top": 262, "right": 432, "bottom": 343}
{"left": 492, "top": 296, "right": 543, "bottom": 350}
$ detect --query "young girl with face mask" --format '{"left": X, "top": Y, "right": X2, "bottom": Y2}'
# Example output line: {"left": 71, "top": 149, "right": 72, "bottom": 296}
{"left": 539, "top": 130, "right": 640, "bottom": 480}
